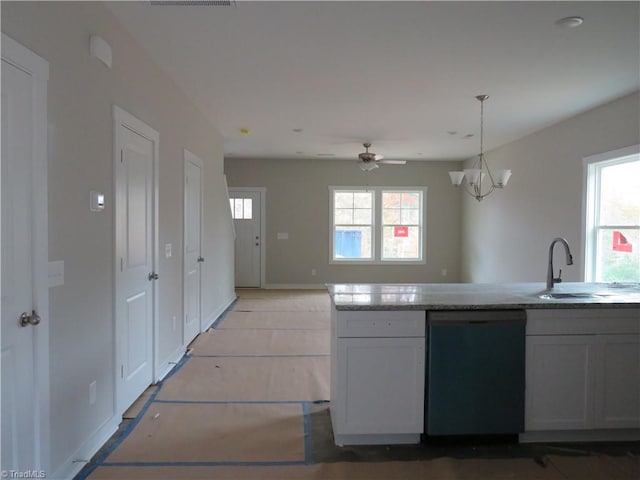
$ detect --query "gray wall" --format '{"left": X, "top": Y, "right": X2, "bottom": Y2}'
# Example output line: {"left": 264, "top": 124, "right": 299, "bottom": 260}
{"left": 225, "top": 158, "right": 462, "bottom": 286}
{"left": 461, "top": 91, "right": 640, "bottom": 283}
{"left": 2, "top": 2, "right": 235, "bottom": 475}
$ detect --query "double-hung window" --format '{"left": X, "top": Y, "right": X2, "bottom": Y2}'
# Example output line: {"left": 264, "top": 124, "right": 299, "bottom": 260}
{"left": 330, "top": 186, "right": 426, "bottom": 263}
{"left": 584, "top": 146, "right": 640, "bottom": 283}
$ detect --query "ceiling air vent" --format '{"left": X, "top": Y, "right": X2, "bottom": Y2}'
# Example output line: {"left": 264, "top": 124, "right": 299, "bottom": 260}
{"left": 149, "top": 1, "right": 237, "bottom": 6}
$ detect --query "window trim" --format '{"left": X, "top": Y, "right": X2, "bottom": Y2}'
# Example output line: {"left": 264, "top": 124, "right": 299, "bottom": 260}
{"left": 582, "top": 144, "right": 640, "bottom": 281}
{"left": 329, "top": 186, "right": 427, "bottom": 265}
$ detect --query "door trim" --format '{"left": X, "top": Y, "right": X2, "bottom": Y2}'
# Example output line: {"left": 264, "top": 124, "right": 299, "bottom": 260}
{"left": 1, "top": 33, "right": 51, "bottom": 471}
{"left": 228, "top": 187, "right": 266, "bottom": 288}
{"left": 183, "top": 149, "right": 203, "bottom": 344}
{"left": 112, "top": 105, "right": 159, "bottom": 414}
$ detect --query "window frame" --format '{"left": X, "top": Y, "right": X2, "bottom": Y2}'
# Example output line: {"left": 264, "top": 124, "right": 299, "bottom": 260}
{"left": 583, "top": 144, "right": 640, "bottom": 282}
{"left": 329, "top": 186, "right": 427, "bottom": 265}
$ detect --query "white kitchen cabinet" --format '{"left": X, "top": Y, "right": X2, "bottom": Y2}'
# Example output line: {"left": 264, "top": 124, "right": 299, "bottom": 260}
{"left": 526, "top": 335, "right": 596, "bottom": 430}
{"left": 330, "top": 308, "right": 425, "bottom": 445}
{"left": 595, "top": 334, "right": 640, "bottom": 429}
{"left": 523, "top": 309, "right": 640, "bottom": 441}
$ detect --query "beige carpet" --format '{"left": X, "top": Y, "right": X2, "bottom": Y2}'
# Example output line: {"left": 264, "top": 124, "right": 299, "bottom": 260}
{"left": 190, "top": 328, "right": 330, "bottom": 356}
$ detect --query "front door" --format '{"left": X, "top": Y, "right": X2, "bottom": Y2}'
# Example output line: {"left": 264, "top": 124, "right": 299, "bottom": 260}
{"left": 1, "top": 35, "right": 49, "bottom": 472}
{"left": 229, "top": 189, "right": 262, "bottom": 287}
{"left": 184, "top": 150, "right": 203, "bottom": 346}
{"left": 114, "top": 106, "right": 158, "bottom": 415}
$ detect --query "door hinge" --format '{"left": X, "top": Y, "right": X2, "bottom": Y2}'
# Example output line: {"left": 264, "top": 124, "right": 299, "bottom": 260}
{"left": 121, "top": 365, "right": 124, "bottom": 379}
{"left": 120, "top": 258, "right": 124, "bottom": 272}
{"left": 120, "top": 149, "right": 123, "bottom": 163}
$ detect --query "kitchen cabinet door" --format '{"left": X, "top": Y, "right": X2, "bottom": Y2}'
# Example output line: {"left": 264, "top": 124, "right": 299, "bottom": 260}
{"left": 595, "top": 334, "right": 640, "bottom": 429}
{"left": 333, "top": 337, "right": 425, "bottom": 437}
{"left": 525, "top": 335, "right": 596, "bottom": 431}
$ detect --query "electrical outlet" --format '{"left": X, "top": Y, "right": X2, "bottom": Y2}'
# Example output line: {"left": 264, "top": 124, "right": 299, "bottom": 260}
{"left": 89, "top": 381, "right": 97, "bottom": 405}
{"left": 172, "top": 316, "right": 177, "bottom": 331}
{"left": 311, "top": 268, "right": 317, "bottom": 276}
{"left": 441, "top": 268, "right": 448, "bottom": 277}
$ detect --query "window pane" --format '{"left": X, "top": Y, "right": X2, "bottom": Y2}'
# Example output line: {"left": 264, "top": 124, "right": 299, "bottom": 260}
{"left": 353, "top": 208, "right": 372, "bottom": 224}
{"left": 382, "top": 226, "right": 420, "bottom": 260}
{"left": 401, "top": 208, "right": 420, "bottom": 225}
{"left": 229, "top": 199, "right": 235, "bottom": 218}
{"left": 354, "top": 192, "right": 373, "bottom": 208}
{"left": 243, "top": 198, "right": 252, "bottom": 219}
{"left": 382, "top": 192, "right": 401, "bottom": 208}
{"left": 335, "top": 208, "right": 353, "bottom": 225}
{"left": 335, "top": 192, "right": 354, "bottom": 208}
{"left": 599, "top": 161, "right": 640, "bottom": 225}
{"left": 401, "top": 192, "right": 420, "bottom": 208}
{"left": 234, "top": 199, "right": 243, "bottom": 219}
{"left": 334, "top": 226, "right": 372, "bottom": 259}
{"left": 595, "top": 228, "right": 640, "bottom": 282}
{"left": 383, "top": 208, "right": 401, "bottom": 224}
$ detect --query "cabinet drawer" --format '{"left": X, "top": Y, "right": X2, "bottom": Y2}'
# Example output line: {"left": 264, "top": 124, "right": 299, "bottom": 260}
{"left": 526, "top": 309, "right": 640, "bottom": 335}
{"left": 336, "top": 310, "right": 425, "bottom": 337}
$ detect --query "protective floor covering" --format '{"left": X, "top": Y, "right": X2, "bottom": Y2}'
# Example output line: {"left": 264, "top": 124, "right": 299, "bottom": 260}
{"left": 190, "top": 328, "right": 330, "bottom": 356}
{"left": 233, "top": 296, "right": 330, "bottom": 312}
{"left": 219, "top": 310, "right": 329, "bottom": 330}
{"left": 79, "top": 289, "right": 639, "bottom": 480}
{"left": 107, "top": 403, "right": 306, "bottom": 464}
{"left": 87, "top": 457, "right": 571, "bottom": 479}
{"left": 122, "top": 385, "right": 157, "bottom": 419}
{"left": 155, "top": 355, "right": 330, "bottom": 402}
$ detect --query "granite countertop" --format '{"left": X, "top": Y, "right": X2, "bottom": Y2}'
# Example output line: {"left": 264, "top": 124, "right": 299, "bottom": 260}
{"left": 327, "top": 282, "right": 640, "bottom": 311}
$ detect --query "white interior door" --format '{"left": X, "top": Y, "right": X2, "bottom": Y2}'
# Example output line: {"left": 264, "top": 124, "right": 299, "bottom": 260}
{"left": 184, "top": 150, "right": 203, "bottom": 346}
{"left": 114, "top": 106, "right": 158, "bottom": 415}
{"left": 229, "top": 189, "right": 262, "bottom": 287}
{"left": 1, "top": 35, "right": 49, "bottom": 472}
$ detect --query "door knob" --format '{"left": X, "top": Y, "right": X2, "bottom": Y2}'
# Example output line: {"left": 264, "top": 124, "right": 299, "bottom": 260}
{"left": 148, "top": 272, "right": 159, "bottom": 281}
{"left": 197, "top": 256, "right": 205, "bottom": 263}
{"left": 19, "top": 310, "right": 41, "bottom": 327}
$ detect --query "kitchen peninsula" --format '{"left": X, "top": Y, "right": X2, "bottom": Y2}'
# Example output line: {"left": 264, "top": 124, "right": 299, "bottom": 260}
{"left": 327, "top": 282, "right": 640, "bottom": 446}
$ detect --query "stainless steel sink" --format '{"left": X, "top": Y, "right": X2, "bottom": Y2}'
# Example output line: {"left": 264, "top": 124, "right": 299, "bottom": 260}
{"left": 538, "top": 292, "right": 611, "bottom": 300}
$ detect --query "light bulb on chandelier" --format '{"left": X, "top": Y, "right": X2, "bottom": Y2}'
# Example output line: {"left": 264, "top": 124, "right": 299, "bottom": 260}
{"left": 449, "top": 95, "right": 511, "bottom": 201}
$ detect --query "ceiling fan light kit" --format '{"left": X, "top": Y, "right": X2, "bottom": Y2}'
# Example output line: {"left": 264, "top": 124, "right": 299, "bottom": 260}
{"left": 357, "top": 142, "right": 406, "bottom": 171}
{"left": 449, "top": 95, "right": 512, "bottom": 201}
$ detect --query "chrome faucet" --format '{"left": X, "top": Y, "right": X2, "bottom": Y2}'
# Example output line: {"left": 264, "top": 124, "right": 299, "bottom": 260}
{"left": 546, "top": 237, "right": 574, "bottom": 290}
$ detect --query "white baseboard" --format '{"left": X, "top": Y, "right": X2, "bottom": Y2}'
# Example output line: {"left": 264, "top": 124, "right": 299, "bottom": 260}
{"left": 261, "top": 283, "right": 328, "bottom": 290}
{"left": 50, "top": 414, "right": 120, "bottom": 480}
{"left": 203, "top": 295, "right": 237, "bottom": 330}
{"left": 155, "top": 346, "right": 186, "bottom": 383}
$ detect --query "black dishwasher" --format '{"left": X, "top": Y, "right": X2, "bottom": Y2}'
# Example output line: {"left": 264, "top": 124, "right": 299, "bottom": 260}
{"left": 425, "top": 310, "right": 526, "bottom": 437}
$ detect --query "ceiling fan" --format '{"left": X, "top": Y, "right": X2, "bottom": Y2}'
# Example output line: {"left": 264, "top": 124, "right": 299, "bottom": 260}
{"left": 357, "top": 143, "right": 406, "bottom": 171}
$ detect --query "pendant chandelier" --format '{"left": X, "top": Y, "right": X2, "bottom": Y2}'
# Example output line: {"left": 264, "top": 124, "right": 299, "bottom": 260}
{"left": 449, "top": 95, "right": 511, "bottom": 201}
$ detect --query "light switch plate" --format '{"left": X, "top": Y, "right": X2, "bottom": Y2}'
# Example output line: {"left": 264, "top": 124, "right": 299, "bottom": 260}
{"left": 277, "top": 232, "right": 289, "bottom": 240}
{"left": 90, "top": 191, "right": 105, "bottom": 212}
{"left": 165, "top": 243, "right": 172, "bottom": 258}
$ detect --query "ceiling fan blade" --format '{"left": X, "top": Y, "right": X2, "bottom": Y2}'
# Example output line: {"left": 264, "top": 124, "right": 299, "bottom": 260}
{"left": 373, "top": 154, "right": 384, "bottom": 161}
{"left": 378, "top": 159, "right": 406, "bottom": 165}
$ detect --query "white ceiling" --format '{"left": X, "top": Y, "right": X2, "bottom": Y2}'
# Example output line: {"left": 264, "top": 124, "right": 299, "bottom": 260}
{"left": 106, "top": 1, "right": 640, "bottom": 162}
